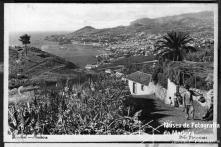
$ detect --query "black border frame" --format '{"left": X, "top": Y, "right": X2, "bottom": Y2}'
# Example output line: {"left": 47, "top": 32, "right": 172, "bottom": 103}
{"left": 0, "top": 0, "right": 220, "bottom": 146}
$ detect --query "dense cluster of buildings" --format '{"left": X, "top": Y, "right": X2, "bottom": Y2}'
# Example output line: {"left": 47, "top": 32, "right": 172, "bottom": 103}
{"left": 93, "top": 33, "right": 161, "bottom": 65}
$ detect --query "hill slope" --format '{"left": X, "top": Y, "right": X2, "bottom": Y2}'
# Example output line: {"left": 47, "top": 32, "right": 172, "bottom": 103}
{"left": 45, "top": 11, "right": 214, "bottom": 43}
{"left": 9, "top": 46, "right": 79, "bottom": 89}
{"left": 130, "top": 11, "right": 213, "bottom": 33}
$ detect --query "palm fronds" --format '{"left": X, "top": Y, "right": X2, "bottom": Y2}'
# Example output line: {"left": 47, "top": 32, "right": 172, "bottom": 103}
{"left": 154, "top": 31, "right": 196, "bottom": 61}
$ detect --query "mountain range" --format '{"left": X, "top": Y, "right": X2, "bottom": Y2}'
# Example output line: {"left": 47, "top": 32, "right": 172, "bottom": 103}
{"left": 45, "top": 11, "right": 214, "bottom": 43}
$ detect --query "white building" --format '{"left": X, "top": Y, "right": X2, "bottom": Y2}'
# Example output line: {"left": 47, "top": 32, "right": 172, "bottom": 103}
{"left": 85, "top": 64, "right": 98, "bottom": 70}
{"left": 165, "top": 78, "right": 178, "bottom": 106}
{"left": 126, "top": 71, "right": 154, "bottom": 97}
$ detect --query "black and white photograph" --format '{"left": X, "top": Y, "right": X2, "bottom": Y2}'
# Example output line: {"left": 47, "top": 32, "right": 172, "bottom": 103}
{"left": 4, "top": 3, "right": 218, "bottom": 142}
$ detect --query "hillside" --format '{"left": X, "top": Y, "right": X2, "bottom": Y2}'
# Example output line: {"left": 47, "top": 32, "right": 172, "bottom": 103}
{"left": 131, "top": 11, "right": 213, "bottom": 26}
{"left": 9, "top": 46, "right": 79, "bottom": 89}
{"left": 130, "top": 11, "right": 213, "bottom": 33}
{"left": 71, "top": 26, "right": 96, "bottom": 36}
{"left": 45, "top": 11, "right": 214, "bottom": 44}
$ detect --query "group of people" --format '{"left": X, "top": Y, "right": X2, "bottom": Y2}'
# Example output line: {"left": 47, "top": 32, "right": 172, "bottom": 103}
{"left": 170, "top": 85, "right": 213, "bottom": 121}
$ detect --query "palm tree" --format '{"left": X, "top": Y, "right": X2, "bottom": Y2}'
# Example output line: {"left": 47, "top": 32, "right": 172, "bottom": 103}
{"left": 154, "top": 31, "right": 196, "bottom": 61}
{"left": 19, "top": 34, "right": 31, "bottom": 56}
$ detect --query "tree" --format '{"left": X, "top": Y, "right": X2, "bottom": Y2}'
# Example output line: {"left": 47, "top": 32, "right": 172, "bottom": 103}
{"left": 154, "top": 31, "right": 196, "bottom": 61}
{"left": 19, "top": 34, "right": 31, "bottom": 56}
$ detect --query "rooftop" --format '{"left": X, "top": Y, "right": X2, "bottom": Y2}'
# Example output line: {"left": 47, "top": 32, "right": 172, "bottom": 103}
{"left": 126, "top": 71, "right": 152, "bottom": 85}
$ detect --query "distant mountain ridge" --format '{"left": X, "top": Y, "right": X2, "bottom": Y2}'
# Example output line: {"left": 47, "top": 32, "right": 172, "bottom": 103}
{"left": 45, "top": 11, "right": 214, "bottom": 43}
{"left": 74, "top": 11, "right": 213, "bottom": 34}
{"left": 130, "top": 11, "right": 213, "bottom": 26}
{"left": 72, "top": 26, "right": 96, "bottom": 36}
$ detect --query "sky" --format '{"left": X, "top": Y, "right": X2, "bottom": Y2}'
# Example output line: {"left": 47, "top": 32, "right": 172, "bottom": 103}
{"left": 5, "top": 3, "right": 217, "bottom": 32}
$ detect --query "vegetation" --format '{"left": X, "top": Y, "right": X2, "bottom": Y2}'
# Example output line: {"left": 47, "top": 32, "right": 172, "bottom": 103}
{"left": 154, "top": 31, "right": 196, "bottom": 61}
{"left": 96, "top": 55, "right": 155, "bottom": 72}
{"left": 9, "top": 78, "right": 32, "bottom": 90}
{"left": 9, "top": 46, "right": 78, "bottom": 89}
{"left": 152, "top": 61, "right": 213, "bottom": 90}
{"left": 151, "top": 30, "right": 213, "bottom": 90}
{"left": 8, "top": 74, "right": 151, "bottom": 135}
{"left": 19, "top": 34, "right": 31, "bottom": 56}
{"left": 185, "top": 45, "right": 214, "bottom": 62}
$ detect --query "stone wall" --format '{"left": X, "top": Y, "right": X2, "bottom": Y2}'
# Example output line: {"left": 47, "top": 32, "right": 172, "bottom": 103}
{"left": 153, "top": 83, "right": 167, "bottom": 103}
{"left": 152, "top": 79, "right": 213, "bottom": 110}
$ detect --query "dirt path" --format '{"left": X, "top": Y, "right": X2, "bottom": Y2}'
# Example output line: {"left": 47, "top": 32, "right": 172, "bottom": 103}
{"left": 129, "top": 95, "right": 213, "bottom": 134}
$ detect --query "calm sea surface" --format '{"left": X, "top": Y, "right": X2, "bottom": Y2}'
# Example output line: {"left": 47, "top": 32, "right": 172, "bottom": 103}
{"left": 9, "top": 32, "right": 106, "bottom": 67}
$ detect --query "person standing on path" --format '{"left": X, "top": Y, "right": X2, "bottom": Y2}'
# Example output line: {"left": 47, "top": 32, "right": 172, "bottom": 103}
{"left": 183, "top": 84, "right": 201, "bottom": 120}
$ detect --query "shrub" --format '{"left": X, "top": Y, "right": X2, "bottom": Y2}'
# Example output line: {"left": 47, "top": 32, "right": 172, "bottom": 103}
{"left": 151, "top": 61, "right": 213, "bottom": 90}
{"left": 185, "top": 48, "right": 214, "bottom": 62}
{"left": 8, "top": 74, "right": 150, "bottom": 135}
{"left": 9, "top": 78, "right": 33, "bottom": 89}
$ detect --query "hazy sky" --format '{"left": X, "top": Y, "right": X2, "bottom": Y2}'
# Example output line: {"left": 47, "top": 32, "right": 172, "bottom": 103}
{"left": 5, "top": 3, "right": 217, "bottom": 32}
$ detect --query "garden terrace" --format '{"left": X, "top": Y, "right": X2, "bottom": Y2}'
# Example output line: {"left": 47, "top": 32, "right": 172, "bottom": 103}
{"left": 9, "top": 46, "right": 79, "bottom": 89}
{"left": 8, "top": 74, "right": 154, "bottom": 135}
{"left": 163, "top": 61, "right": 213, "bottom": 90}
